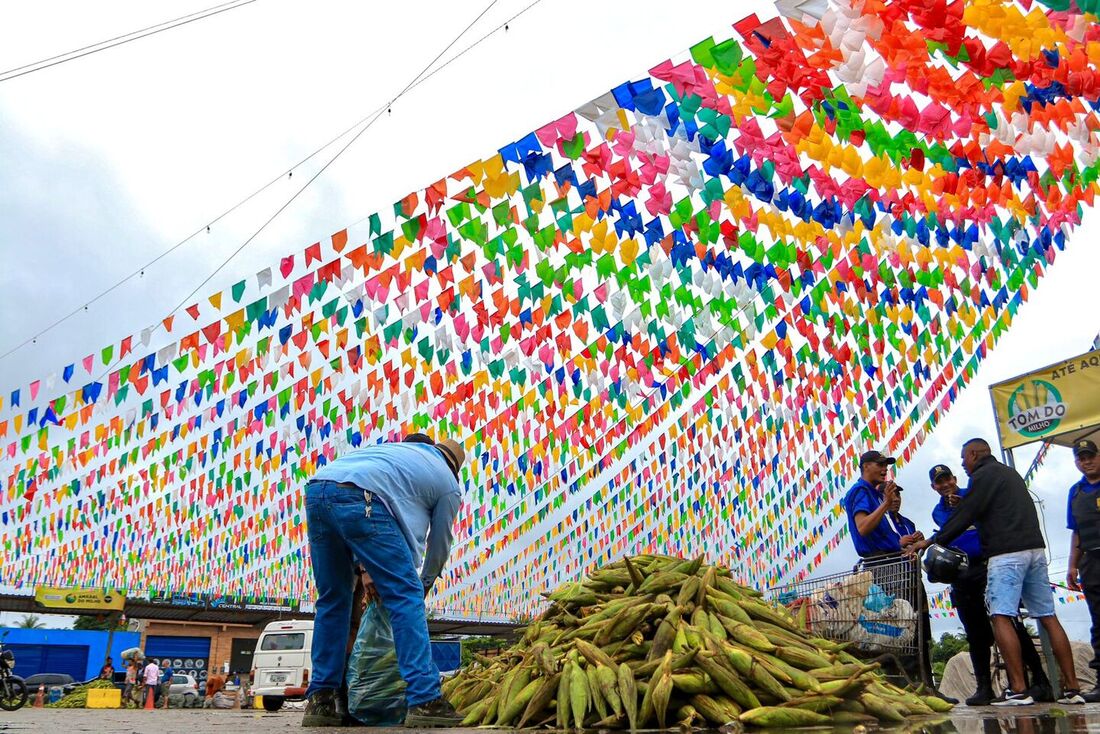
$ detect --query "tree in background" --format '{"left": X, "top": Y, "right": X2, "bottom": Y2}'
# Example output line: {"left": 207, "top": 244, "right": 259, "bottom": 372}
{"left": 931, "top": 632, "right": 970, "bottom": 679}
{"left": 460, "top": 637, "right": 504, "bottom": 667}
{"left": 73, "top": 614, "right": 127, "bottom": 631}
{"left": 16, "top": 614, "right": 45, "bottom": 629}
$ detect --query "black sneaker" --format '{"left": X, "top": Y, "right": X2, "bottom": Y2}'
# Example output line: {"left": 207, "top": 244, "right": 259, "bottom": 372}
{"left": 302, "top": 689, "right": 344, "bottom": 727}
{"left": 1028, "top": 682, "right": 1054, "bottom": 703}
{"left": 965, "top": 686, "right": 995, "bottom": 706}
{"left": 932, "top": 690, "right": 959, "bottom": 704}
{"left": 1057, "top": 688, "right": 1086, "bottom": 705}
{"left": 991, "top": 689, "right": 1034, "bottom": 706}
{"left": 404, "top": 698, "right": 462, "bottom": 728}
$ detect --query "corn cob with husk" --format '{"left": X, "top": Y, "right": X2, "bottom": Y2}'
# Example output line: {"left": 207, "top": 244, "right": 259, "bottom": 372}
{"left": 440, "top": 554, "right": 950, "bottom": 729}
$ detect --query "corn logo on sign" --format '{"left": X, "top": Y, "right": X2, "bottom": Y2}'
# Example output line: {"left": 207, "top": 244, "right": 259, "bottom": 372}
{"left": 992, "top": 349, "right": 1100, "bottom": 450}
{"left": 1007, "top": 380, "right": 1066, "bottom": 439}
{"left": 34, "top": 586, "right": 126, "bottom": 611}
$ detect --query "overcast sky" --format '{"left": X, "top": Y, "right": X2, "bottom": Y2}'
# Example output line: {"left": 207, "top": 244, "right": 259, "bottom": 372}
{"left": 2, "top": 0, "right": 1100, "bottom": 639}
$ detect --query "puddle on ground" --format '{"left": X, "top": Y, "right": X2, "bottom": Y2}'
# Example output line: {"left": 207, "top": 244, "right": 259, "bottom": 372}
{"left": 727, "top": 708, "right": 1100, "bottom": 734}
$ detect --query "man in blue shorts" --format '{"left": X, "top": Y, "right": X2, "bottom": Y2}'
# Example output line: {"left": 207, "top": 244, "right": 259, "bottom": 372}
{"left": 911, "top": 438, "right": 1083, "bottom": 705}
{"left": 929, "top": 463, "right": 1051, "bottom": 704}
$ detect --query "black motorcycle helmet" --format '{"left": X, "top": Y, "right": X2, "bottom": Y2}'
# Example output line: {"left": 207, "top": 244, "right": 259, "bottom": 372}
{"left": 923, "top": 543, "right": 969, "bottom": 583}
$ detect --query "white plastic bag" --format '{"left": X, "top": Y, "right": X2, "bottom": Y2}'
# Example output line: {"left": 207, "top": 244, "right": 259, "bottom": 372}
{"left": 851, "top": 598, "right": 915, "bottom": 652}
{"left": 120, "top": 647, "right": 143, "bottom": 662}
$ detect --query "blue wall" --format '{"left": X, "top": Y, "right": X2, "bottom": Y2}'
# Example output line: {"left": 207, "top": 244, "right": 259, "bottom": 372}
{"left": 0, "top": 628, "right": 141, "bottom": 681}
{"left": 430, "top": 641, "right": 460, "bottom": 673}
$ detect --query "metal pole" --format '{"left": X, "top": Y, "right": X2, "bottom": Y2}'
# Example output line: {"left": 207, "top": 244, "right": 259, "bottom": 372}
{"left": 1004, "top": 447, "right": 1062, "bottom": 697}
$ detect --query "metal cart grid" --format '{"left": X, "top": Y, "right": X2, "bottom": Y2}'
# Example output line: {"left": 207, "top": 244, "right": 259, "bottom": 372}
{"left": 768, "top": 555, "right": 924, "bottom": 661}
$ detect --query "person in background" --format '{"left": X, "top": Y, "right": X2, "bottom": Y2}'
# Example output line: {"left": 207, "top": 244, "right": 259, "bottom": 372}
{"left": 160, "top": 662, "right": 175, "bottom": 708}
{"left": 142, "top": 658, "right": 160, "bottom": 708}
{"left": 302, "top": 433, "right": 466, "bottom": 728}
{"left": 909, "top": 438, "right": 1084, "bottom": 706}
{"left": 1065, "top": 438, "right": 1100, "bottom": 702}
{"left": 204, "top": 669, "right": 226, "bottom": 708}
{"left": 843, "top": 450, "right": 951, "bottom": 700}
{"left": 122, "top": 661, "right": 137, "bottom": 707}
{"left": 98, "top": 657, "right": 114, "bottom": 680}
{"left": 929, "top": 463, "right": 1052, "bottom": 704}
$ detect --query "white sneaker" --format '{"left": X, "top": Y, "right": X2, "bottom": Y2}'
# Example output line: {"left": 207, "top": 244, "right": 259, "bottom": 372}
{"left": 992, "top": 690, "right": 1034, "bottom": 706}
{"left": 1057, "top": 689, "right": 1086, "bottom": 705}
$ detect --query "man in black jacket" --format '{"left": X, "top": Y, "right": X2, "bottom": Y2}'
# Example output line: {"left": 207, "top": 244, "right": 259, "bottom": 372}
{"left": 909, "top": 438, "right": 1083, "bottom": 706}
{"left": 928, "top": 464, "right": 1052, "bottom": 704}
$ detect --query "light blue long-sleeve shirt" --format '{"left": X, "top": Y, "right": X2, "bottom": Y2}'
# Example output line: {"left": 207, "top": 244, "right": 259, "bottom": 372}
{"left": 311, "top": 442, "right": 461, "bottom": 589}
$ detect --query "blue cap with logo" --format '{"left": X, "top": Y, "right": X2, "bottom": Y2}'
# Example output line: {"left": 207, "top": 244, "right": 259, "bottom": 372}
{"left": 928, "top": 464, "right": 953, "bottom": 481}
{"left": 1074, "top": 439, "right": 1098, "bottom": 458}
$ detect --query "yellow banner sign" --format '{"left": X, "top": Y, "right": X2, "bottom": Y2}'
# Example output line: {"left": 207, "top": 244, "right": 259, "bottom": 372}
{"left": 990, "top": 348, "right": 1100, "bottom": 449}
{"left": 34, "top": 587, "right": 126, "bottom": 611}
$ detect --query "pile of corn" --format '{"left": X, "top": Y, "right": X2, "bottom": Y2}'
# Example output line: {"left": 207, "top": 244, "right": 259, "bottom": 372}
{"left": 45, "top": 679, "right": 115, "bottom": 708}
{"left": 443, "top": 555, "right": 951, "bottom": 729}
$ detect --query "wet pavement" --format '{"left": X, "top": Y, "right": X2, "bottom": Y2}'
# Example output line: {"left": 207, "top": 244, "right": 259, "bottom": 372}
{"left": 2, "top": 703, "right": 1100, "bottom": 733}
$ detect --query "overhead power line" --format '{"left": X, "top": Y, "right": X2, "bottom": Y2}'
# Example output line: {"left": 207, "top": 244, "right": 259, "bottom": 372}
{"left": 0, "top": 0, "right": 259, "bottom": 84}
{"left": 160, "top": 0, "right": 506, "bottom": 321}
{"left": 0, "top": 0, "right": 545, "bottom": 361}
{"left": 76, "top": 0, "right": 507, "bottom": 392}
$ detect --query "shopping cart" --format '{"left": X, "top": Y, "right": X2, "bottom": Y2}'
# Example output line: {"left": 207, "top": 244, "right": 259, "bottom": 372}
{"left": 769, "top": 554, "right": 928, "bottom": 686}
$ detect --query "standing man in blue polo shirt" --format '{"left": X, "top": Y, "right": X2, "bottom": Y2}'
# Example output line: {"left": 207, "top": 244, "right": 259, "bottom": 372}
{"left": 844, "top": 450, "right": 924, "bottom": 557}
{"left": 844, "top": 450, "right": 950, "bottom": 698}
{"left": 301, "top": 434, "right": 466, "bottom": 728}
{"left": 1065, "top": 438, "right": 1100, "bottom": 702}
{"left": 929, "top": 463, "right": 1052, "bottom": 705}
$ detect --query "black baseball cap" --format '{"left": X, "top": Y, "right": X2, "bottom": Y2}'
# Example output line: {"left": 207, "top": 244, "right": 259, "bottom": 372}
{"left": 1074, "top": 439, "right": 1098, "bottom": 458}
{"left": 929, "top": 464, "right": 953, "bottom": 481}
{"left": 859, "top": 450, "right": 896, "bottom": 467}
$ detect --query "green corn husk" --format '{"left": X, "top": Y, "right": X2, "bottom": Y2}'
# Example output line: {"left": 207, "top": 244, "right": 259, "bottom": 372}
{"left": 440, "top": 555, "right": 952, "bottom": 730}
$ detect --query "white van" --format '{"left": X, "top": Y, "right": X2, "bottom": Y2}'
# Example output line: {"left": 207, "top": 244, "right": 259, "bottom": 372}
{"left": 250, "top": 619, "right": 313, "bottom": 712}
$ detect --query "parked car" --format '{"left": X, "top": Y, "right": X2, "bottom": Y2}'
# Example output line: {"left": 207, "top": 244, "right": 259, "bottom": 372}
{"left": 23, "top": 673, "right": 77, "bottom": 696}
{"left": 168, "top": 674, "right": 200, "bottom": 699}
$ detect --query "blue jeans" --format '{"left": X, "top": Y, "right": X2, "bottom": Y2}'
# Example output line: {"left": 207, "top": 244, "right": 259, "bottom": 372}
{"left": 305, "top": 480, "right": 441, "bottom": 706}
{"left": 986, "top": 548, "right": 1056, "bottom": 618}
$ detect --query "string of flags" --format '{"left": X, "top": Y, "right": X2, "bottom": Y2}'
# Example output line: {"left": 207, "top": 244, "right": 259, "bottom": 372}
{"left": 929, "top": 584, "right": 1086, "bottom": 620}
{"left": 2, "top": 0, "right": 1100, "bottom": 616}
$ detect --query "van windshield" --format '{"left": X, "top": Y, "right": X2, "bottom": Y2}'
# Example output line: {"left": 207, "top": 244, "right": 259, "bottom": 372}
{"left": 260, "top": 633, "right": 305, "bottom": 651}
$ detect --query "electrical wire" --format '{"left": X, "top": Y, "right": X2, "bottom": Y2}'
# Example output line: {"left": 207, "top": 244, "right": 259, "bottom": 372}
{"left": 73, "top": 0, "right": 505, "bottom": 396}
{"left": 0, "top": 0, "right": 546, "bottom": 361}
{"left": 0, "top": 0, "right": 259, "bottom": 84}
{"left": 154, "top": 0, "right": 503, "bottom": 330}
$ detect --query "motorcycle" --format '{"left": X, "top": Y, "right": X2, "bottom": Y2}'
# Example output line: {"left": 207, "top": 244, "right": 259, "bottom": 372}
{"left": 0, "top": 634, "right": 28, "bottom": 711}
